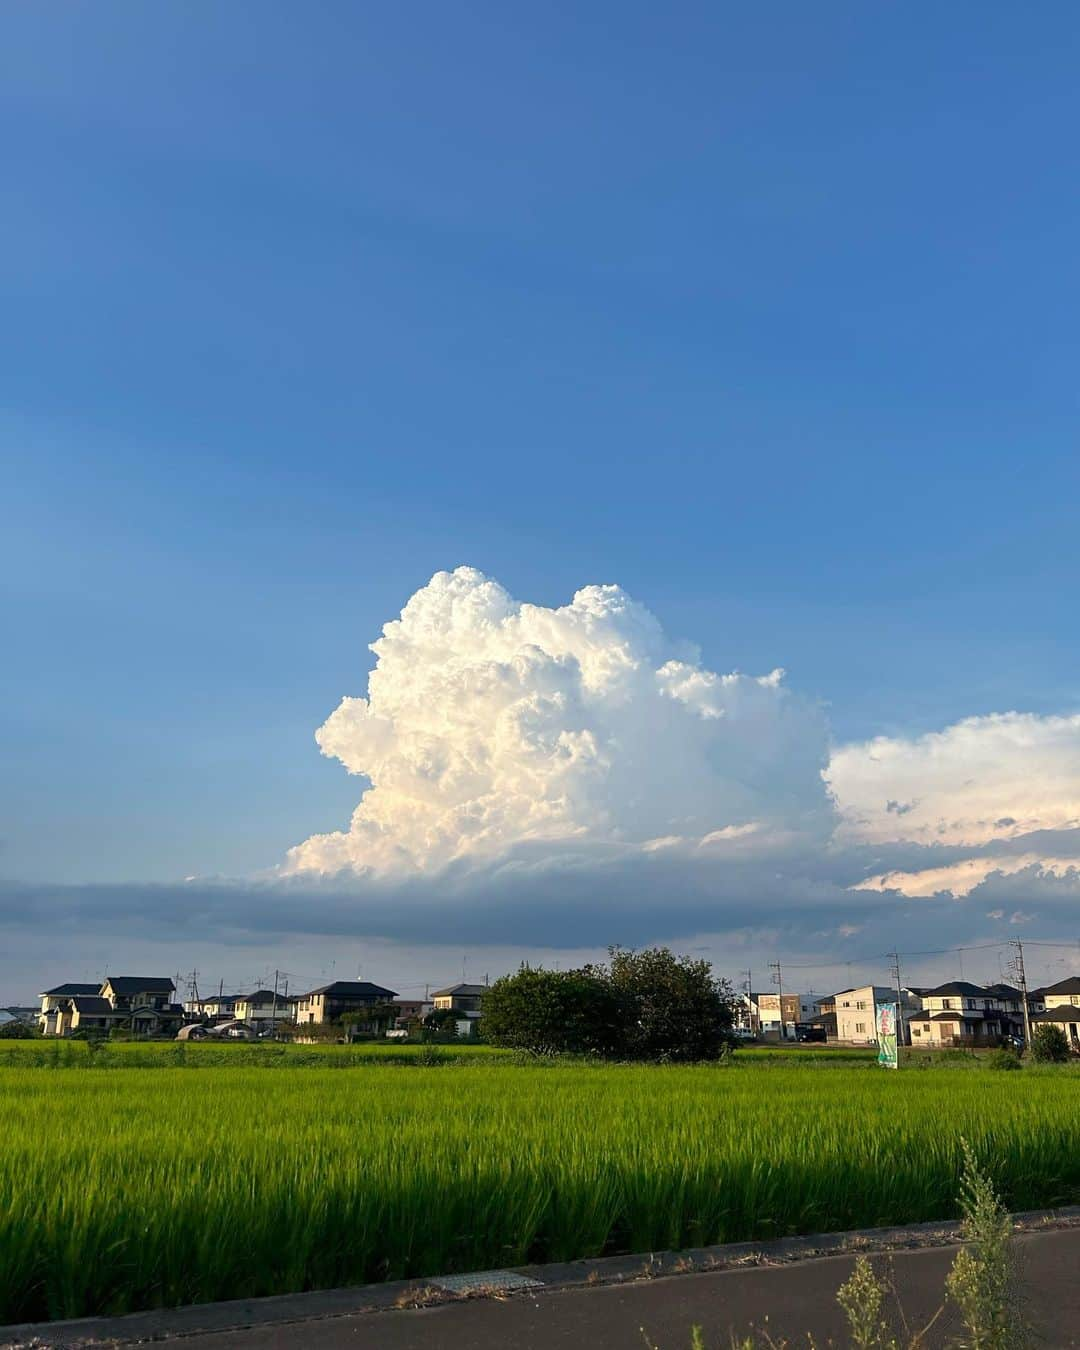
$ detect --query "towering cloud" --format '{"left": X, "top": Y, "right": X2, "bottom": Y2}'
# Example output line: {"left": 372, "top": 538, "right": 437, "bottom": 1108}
{"left": 285, "top": 567, "right": 833, "bottom": 876}
{"left": 284, "top": 566, "right": 1080, "bottom": 928}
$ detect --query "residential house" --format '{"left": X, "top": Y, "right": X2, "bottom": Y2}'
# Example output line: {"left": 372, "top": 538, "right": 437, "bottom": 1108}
{"left": 59, "top": 996, "right": 125, "bottom": 1036}
{"left": 233, "top": 990, "right": 295, "bottom": 1033}
{"left": 907, "top": 982, "right": 1025, "bottom": 1047}
{"left": 1031, "top": 976, "right": 1080, "bottom": 1051}
{"left": 183, "top": 992, "right": 238, "bottom": 1022}
{"left": 293, "top": 981, "right": 397, "bottom": 1025}
{"left": 833, "top": 986, "right": 911, "bottom": 1045}
{"left": 392, "top": 998, "right": 433, "bottom": 1029}
{"left": 432, "top": 983, "right": 486, "bottom": 1013}
{"left": 100, "top": 976, "right": 183, "bottom": 1036}
{"left": 38, "top": 983, "right": 101, "bottom": 1036}
{"left": 755, "top": 992, "right": 819, "bottom": 1040}
{"left": 39, "top": 975, "right": 183, "bottom": 1037}
{"left": 431, "top": 983, "right": 486, "bottom": 1036}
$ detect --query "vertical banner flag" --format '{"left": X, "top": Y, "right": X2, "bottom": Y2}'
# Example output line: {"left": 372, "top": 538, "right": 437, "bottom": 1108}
{"left": 876, "top": 1002, "right": 899, "bottom": 1069}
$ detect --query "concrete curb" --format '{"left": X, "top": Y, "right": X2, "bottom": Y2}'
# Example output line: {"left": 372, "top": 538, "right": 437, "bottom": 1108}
{"left": 5, "top": 1206, "right": 1080, "bottom": 1348}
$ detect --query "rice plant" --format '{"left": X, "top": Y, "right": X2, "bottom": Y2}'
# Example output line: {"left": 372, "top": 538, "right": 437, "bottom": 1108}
{"left": 2, "top": 1058, "right": 1078, "bottom": 1324}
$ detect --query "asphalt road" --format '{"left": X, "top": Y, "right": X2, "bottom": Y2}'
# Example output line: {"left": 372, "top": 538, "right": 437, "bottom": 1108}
{"left": 113, "top": 1228, "right": 1080, "bottom": 1350}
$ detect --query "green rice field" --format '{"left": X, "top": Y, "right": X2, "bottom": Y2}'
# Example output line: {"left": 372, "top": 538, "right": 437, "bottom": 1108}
{"left": 3, "top": 1047, "right": 1080, "bottom": 1324}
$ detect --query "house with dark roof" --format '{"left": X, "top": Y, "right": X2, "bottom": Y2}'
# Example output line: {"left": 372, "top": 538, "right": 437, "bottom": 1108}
{"left": 98, "top": 976, "right": 182, "bottom": 1036}
{"left": 293, "top": 981, "right": 397, "bottom": 1026}
{"left": 233, "top": 990, "right": 296, "bottom": 1031}
{"left": 38, "top": 983, "right": 102, "bottom": 1035}
{"left": 907, "top": 981, "right": 1026, "bottom": 1047}
{"left": 63, "top": 996, "right": 126, "bottom": 1036}
{"left": 1031, "top": 976, "right": 1080, "bottom": 1051}
{"left": 432, "top": 983, "right": 486, "bottom": 1014}
{"left": 39, "top": 976, "right": 183, "bottom": 1037}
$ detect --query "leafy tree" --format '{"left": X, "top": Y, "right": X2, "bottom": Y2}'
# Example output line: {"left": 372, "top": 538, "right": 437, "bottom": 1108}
{"left": 1030, "top": 1023, "right": 1070, "bottom": 1063}
{"left": 481, "top": 966, "right": 623, "bottom": 1056}
{"left": 600, "top": 946, "right": 736, "bottom": 1062}
{"left": 0, "top": 1020, "right": 36, "bottom": 1040}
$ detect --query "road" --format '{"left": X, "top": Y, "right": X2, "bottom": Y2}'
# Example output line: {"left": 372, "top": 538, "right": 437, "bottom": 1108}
{"left": 112, "top": 1228, "right": 1079, "bottom": 1350}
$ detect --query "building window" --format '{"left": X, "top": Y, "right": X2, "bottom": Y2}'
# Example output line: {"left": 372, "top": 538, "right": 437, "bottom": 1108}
{"left": 856, "top": 1001, "right": 866, "bottom": 1010}
{"left": 943, "top": 999, "right": 952, "bottom": 1009}
{"left": 855, "top": 1022, "right": 867, "bottom": 1034}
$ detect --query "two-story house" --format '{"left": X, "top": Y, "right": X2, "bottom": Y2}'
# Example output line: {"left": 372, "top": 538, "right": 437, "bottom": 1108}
{"left": 39, "top": 976, "right": 182, "bottom": 1037}
{"left": 38, "top": 983, "right": 101, "bottom": 1036}
{"left": 754, "top": 992, "right": 820, "bottom": 1040}
{"left": 233, "top": 990, "right": 295, "bottom": 1032}
{"left": 100, "top": 976, "right": 182, "bottom": 1036}
{"left": 293, "top": 981, "right": 397, "bottom": 1025}
{"left": 431, "top": 983, "right": 485, "bottom": 1035}
{"left": 907, "top": 981, "right": 1025, "bottom": 1047}
{"left": 1031, "top": 976, "right": 1080, "bottom": 1050}
{"left": 833, "top": 985, "right": 916, "bottom": 1045}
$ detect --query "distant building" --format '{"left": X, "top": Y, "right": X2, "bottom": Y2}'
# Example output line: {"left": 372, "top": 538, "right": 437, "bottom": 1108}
{"left": 184, "top": 992, "right": 239, "bottom": 1021}
{"left": 907, "top": 982, "right": 1026, "bottom": 1047}
{"left": 38, "top": 983, "right": 103, "bottom": 1036}
{"left": 431, "top": 984, "right": 486, "bottom": 1014}
{"left": 392, "top": 998, "right": 433, "bottom": 1028}
{"left": 1030, "top": 976, "right": 1080, "bottom": 1051}
{"left": 233, "top": 990, "right": 295, "bottom": 1032}
{"left": 754, "top": 992, "right": 820, "bottom": 1040}
{"left": 293, "top": 981, "right": 397, "bottom": 1025}
{"left": 39, "top": 976, "right": 182, "bottom": 1037}
{"left": 833, "top": 986, "right": 915, "bottom": 1045}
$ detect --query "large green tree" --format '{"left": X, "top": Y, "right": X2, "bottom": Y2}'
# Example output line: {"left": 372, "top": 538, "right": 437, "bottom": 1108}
{"left": 481, "top": 966, "right": 623, "bottom": 1056}
{"left": 482, "top": 948, "right": 736, "bottom": 1061}
{"left": 600, "top": 946, "right": 736, "bottom": 1062}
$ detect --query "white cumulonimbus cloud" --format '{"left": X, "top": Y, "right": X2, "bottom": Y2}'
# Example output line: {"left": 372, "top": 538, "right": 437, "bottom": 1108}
{"left": 828, "top": 712, "right": 1080, "bottom": 894}
{"left": 286, "top": 567, "right": 1080, "bottom": 912}
{"left": 285, "top": 567, "right": 833, "bottom": 876}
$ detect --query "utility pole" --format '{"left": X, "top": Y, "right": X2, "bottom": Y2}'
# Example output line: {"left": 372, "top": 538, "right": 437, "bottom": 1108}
{"left": 743, "top": 969, "right": 756, "bottom": 1034}
{"left": 1012, "top": 939, "right": 1034, "bottom": 1052}
{"left": 889, "top": 951, "right": 906, "bottom": 1047}
{"left": 769, "top": 960, "right": 785, "bottom": 1040}
{"left": 271, "top": 969, "right": 279, "bottom": 1029}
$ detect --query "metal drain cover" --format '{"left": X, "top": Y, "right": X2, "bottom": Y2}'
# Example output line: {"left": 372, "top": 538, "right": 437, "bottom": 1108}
{"left": 431, "top": 1269, "right": 544, "bottom": 1294}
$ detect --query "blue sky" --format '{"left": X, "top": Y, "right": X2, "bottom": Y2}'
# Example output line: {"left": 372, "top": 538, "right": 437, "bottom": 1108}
{"left": 3, "top": 5, "right": 1080, "bottom": 995}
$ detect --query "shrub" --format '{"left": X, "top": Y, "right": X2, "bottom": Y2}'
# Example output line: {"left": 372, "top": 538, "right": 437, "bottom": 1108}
{"left": 0, "top": 1021, "right": 37, "bottom": 1040}
{"left": 1030, "top": 1024, "right": 1070, "bottom": 1063}
{"left": 986, "top": 1048, "right": 1022, "bottom": 1071}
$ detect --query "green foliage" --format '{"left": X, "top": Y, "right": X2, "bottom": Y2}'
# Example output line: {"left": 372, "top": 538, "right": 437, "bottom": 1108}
{"left": 602, "top": 946, "right": 736, "bottom": 1062}
{"left": 0, "top": 1021, "right": 36, "bottom": 1039}
{"left": 945, "top": 1141, "right": 1023, "bottom": 1349}
{"left": 2, "top": 1055, "right": 1076, "bottom": 1325}
{"left": 481, "top": 966, "right": 622, "bottom": 1056}
{"left": 484, "top": 947, "right": 736, "bottom": 1061}
{"left": 836, "top": 1257, "right": 899, "bottom": 1350}
{"left": 986, "top": 1049, "right": 1022, "bottom": 1072}
{"left": 1029, "top": 1024, "right": 1070, "bottom": 1063}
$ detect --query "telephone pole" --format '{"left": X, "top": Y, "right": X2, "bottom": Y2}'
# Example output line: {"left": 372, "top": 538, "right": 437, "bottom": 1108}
{"left": 1011, "top": 939, "right": 1034, "bottom": 1052}
{"left": 271, "top": 969, "right": 279, "bottom": 1030}
{"left": 889, "top": 951, "right": 906, "bottom": 1047}
{"left": 742, "top": 969, "right": 756, "bottom": 1034}
{"left": 769, "top": 960, "right": 786, "bottom": 1040}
